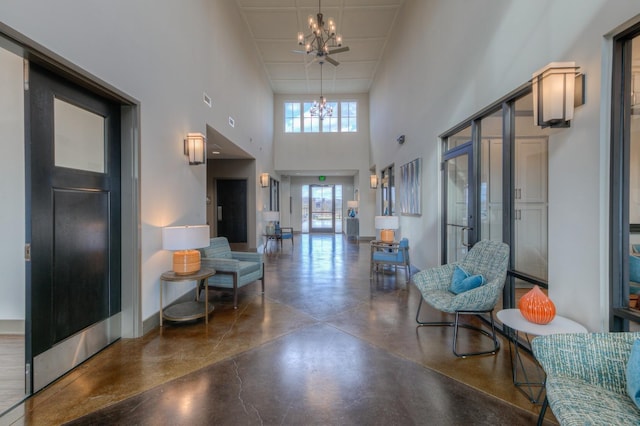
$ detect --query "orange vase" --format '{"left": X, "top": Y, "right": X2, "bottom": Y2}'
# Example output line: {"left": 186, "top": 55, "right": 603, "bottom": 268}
{"left": 518, "top": 285, "right": 556, "bottom": 325}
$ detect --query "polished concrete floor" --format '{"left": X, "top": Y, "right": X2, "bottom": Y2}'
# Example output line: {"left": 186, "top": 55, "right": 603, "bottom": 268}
{"left": 3, "top": 234, "right": 554, "bottom": 425}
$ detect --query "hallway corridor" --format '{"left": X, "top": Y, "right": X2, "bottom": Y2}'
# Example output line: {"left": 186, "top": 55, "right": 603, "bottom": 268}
{"left": 5, "top": 234, "right": 550, "bottom": 425}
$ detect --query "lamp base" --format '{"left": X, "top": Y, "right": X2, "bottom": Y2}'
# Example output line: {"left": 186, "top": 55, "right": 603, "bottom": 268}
{"left": 173, "top": 250, "right": 201, "bottom": 275}
{"left": 380, "top": 229, "right": 395, "bottom": 243}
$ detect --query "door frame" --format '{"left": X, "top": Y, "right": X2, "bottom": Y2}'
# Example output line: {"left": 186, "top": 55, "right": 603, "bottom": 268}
{"left": 309, "top": 184, "right": 336, "bottom": 233}
{"left": 441, "top": 142, "right": 476, "bottom": 262}
{"left": 1, "top": 22, "right": 142, "bottom": 398}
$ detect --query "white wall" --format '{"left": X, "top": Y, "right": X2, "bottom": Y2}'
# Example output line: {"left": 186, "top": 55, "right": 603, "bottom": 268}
{"left": 370, "top": 0, "right": 640, "bottom": 331}
{"left": 0, "top": 47, "right": 25, "bottom": 331}
{"left": 0, "top": 0, "right": 274, "bottom": 327}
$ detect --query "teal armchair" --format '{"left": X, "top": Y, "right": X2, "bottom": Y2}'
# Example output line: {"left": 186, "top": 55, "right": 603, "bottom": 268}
{"left": 532, "top": 332, "right": 640, "bottom": 426}
{"left": 199, "top": 237, "right": 264, "bottom": 309}
{"left": 413, "top": 239, "right": 509, "bottom": 357}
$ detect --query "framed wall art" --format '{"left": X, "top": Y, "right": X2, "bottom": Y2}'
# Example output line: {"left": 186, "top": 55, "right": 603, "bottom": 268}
{"left": 400, "top": 157, "right": 421, "bottom": 216}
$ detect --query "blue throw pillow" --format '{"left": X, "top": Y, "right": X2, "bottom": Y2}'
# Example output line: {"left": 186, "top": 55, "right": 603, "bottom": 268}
{"left": 449, "top": 265, "right": 486, "bottom": 295}
{"left": 627, "top": 339, "right": 640, "bottom": 408}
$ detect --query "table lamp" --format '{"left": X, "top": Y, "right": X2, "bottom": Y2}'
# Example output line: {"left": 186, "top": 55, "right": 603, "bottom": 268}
{"left": 162, "top": 225, "right": 210, "bottom": 275}
{"left": 263, "top": 211, "right": 280, "bottom": 235}
{"left": 375, "top": 215, "right": 399, "bottom": 243}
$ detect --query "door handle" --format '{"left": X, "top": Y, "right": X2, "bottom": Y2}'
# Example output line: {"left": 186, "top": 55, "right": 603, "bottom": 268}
{"left": 217, "top": 206, "right": 222, "bottom": 221}
{"left": 461, "top": 226, "right": 473, "bottom": 248}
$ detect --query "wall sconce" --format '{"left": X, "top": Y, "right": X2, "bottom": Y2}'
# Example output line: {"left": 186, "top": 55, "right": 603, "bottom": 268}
{"left": 260, "top": 173, "right": 270, "bottom": 188}
{"left": 162, "top": 225, "right": 210, "bottom": 275}
{"left": 370, "top": 174, "right": 379, "bottom": 189}
{"left": 532, "top": 62, "right": 585, "bottom": 128}
{"left": 184, "top": 132, "right": 206, "bottom": 165}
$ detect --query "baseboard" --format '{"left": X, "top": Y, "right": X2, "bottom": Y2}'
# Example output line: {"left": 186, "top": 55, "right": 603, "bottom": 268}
{"left": 0, "top": 320, "right": 25, "bottom": 335}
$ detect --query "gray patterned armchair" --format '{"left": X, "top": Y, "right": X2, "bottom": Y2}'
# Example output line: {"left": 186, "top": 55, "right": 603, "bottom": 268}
{"left": 532, "top": 332, "right": 640, "bottom": 426}
{"left": 413, "top": 239, "right": 510, "bottom": 357}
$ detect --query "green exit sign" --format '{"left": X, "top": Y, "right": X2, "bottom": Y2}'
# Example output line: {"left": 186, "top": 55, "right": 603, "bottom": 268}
{"left": 318, "top": 176, "right": 326, "bottom": 181}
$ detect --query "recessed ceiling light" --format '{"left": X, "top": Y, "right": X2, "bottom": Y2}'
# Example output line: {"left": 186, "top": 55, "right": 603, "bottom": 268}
{"left": 212, "top": 151, "right": 221, "bottom": 155}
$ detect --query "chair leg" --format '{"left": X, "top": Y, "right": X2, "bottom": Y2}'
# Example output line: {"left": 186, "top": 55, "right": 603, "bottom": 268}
{"left": 536, "top": 396, "right": 548, "bottom": 426}
{"left": 233, "top": 273, "right": 239, "bottom": 309}
{"left": 416, "top": 299, "right": 500, "bottom": 358}
{"left": 452, "top": 310, "right": 500, "bottom": 358}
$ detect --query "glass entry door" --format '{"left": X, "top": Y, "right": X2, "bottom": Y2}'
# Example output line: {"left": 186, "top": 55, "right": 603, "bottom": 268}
{"left": 443, "top": 143, "right": 476, "bottom": 263}
{"left": 310, "top": 185, "right": 335, "bottom": 233}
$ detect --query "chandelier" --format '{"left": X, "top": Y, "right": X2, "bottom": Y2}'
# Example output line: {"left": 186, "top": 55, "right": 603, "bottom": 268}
{"left": 309, "top": 62, "right": 333, "bottom": 120}
{"left": 297, "top": 0, "right": 345, "bottom": 65}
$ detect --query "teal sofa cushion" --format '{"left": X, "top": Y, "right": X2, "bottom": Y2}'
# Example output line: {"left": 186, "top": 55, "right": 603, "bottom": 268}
{"left": 627, "top": 339, "right": 640, "bottom": 409}
{"left": 449, "top": 265, "right": 485, "bottom": 295}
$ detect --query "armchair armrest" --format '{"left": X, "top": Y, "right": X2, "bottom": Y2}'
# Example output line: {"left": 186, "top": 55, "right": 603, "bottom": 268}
{"left": 200, "top": 257, "right": 241, "bottom": 273}
{"left": 230, "top": 251, "right": 263, "bottom": 263}
{"left": 412, "top": 263, "right": 458, "bottom": 292}
{"left": 532, "top": 332, "right": 640, "bottom": 394}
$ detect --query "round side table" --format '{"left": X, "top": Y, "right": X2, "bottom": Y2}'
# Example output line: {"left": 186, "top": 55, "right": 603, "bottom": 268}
{"left": 160, "top": 268, "right": 215, "bottom": 326}
{"left": 497, "top": 308, "right": 587, "bottom": 403}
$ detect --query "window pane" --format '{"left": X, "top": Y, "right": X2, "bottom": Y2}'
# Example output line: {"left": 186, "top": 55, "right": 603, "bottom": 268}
{"left": 341, "top": 101, "right": 357, "bottom": 132}
{"left": 303, "top": 102, "right": 319, "bottom": 132}
{"left": 513, "top": 93, "right": 548, "bottom": 283}
{"left": 284, "top": 102, "right": 301, "bottom": 133}
{"left": 322, "top": 102, "right": 338, "bottom": 132}
{"left": 54, "top": 98, "right": 105, "bottom": 173}
{"left": 479, "top": 109, "right": 503, "bottom": 243}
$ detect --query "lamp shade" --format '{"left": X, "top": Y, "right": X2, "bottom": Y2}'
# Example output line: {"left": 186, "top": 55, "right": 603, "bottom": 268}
{"left": 162, "top": 225, "right": 210, "bottom": 250}
{"left": 184, "top": 133, "right": 206, "bottom": 165}
{"left": 347, "top": 200, "right": 358, "bottom": 208}
{"left": 370, "top": 174, "right": 379, "bottom": 189}
{"left": 375, "top": 216, "right": 399, "bottom": 230}
{"left": 532, "top": 62, "right": 577, "bottom": 128}
{"left": 263, "top": 211, "right": 280, "bottom": 222}
{"left": 162, "top": 225, "right": 210, "bottom": 275}
{"left": 375, "top": 216, "right": 399, "bottom": 243}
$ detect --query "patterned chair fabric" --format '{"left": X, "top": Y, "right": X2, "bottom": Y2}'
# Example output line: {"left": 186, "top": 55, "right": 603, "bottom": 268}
{"left": 413, "top": 239, "right": 509, "bottom": 357}
{"left": 370, "top": 238, "right": 411, "bottom": 283}
{"left": 532, "top": 332, "right": 640, "bottom": 426}
{"left": 199, "top": 237, "right": 264, "bottom": 309}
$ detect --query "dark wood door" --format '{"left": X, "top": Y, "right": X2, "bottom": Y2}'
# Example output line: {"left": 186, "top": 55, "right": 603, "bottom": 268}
{"left": 27, "top": 63, "right": 121, "bottom": 391}
{"left": 216, "top": 179, "right": 247, "bottom": 243}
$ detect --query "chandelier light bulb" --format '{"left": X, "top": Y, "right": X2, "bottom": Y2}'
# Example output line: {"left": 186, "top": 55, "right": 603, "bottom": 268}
{"left": 297, "top": 32, "right": 304, "bottom": 45}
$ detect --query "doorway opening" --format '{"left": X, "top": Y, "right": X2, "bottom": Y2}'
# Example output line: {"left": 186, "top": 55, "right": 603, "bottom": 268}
{"left": 301, "top": 184, "right": 343, "bottom": 233}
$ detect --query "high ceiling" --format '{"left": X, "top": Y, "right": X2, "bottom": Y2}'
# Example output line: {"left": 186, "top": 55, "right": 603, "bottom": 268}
{"left": 234, "top": 0, "right": 405, "bottom": 95}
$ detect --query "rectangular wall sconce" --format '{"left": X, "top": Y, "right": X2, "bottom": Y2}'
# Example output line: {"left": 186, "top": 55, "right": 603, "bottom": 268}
{"left": 260, "top": 172, "right": 270, "bottom": 188}
{"left": 532, "top": 62, "right": 584, "bottom": 128}
{"left": 370, "top": 174, "right": 379, "bottom": 189}
{"left": 184, "top": 132, "right": 206, "bottom": 165}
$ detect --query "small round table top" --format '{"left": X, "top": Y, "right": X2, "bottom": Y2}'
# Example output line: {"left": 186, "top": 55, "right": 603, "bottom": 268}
{"left": 160, "top": 268, "right": 215, "bottom": 282}
{"left": 497, "top": 308, "right": 587, "bottom": 336}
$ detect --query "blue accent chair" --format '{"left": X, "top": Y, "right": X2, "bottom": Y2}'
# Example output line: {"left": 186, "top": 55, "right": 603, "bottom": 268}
{"left": 275, "top": 222, "right": 293, "bottom": 249}
{"left": 199, "top": 237, "right": 264, "bottom": 309}
{"left": 370, "top": 238, "right": 411, "bottom": 283}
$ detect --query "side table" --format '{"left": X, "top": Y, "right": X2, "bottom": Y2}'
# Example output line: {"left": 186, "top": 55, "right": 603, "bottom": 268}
{"left": 497, "top": 309, "right": 587, "bottom": 403}
{"left": 160, "top": 268, "right": 216, "bottom": 326}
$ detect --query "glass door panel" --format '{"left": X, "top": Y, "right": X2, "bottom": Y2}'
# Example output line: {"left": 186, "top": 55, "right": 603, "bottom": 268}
{"left": 310, "top": 185, "right": 334, "bottom": 233}
{"left": 444, "top": 144, "right": 474, "bottom": 263}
